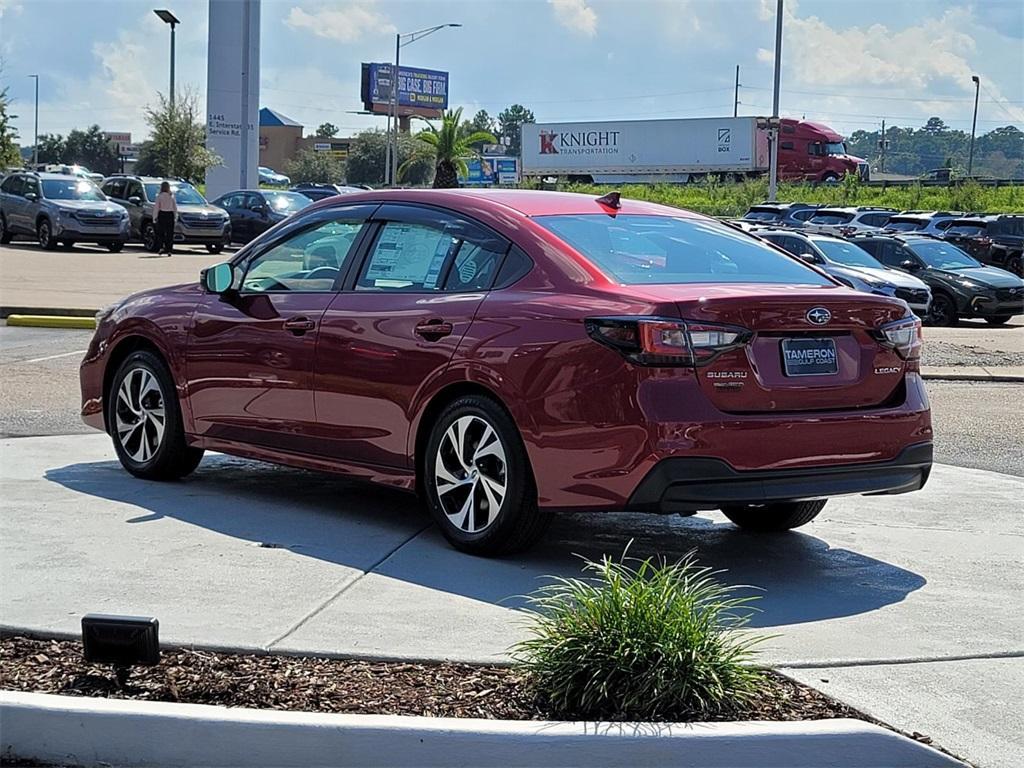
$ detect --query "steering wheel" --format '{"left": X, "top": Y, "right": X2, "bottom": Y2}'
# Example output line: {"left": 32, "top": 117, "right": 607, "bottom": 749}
{"left": 305, "top": 266, "right": 340, "bottom": 281}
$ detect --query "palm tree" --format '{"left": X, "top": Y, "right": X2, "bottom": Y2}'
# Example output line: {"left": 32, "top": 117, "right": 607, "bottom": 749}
{"left": 403, "top": 107, "right": 497, "bottom": 188}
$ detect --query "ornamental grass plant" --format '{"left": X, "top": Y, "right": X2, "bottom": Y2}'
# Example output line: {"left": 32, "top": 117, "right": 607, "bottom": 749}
{"left": 512, "top": 549, "right": 769, "bottom": 722}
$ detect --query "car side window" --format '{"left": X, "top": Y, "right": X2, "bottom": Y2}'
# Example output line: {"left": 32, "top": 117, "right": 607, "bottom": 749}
{"left": 221, "top": 194, "right": 240, "bottom": 209}
{"left": 357, "top": 221, "right": 457, "bottom": 292}
{"left": 241, "top": 216, "right": 366, "bottom": 293}
{"left": 1, "top": 176, "right": 23, "bottom": 195}
{"left": 764, "top": 235, "right": 795, "bottom": 255}
{"left": 106, "top": 179, "right": 125, "bottom": 199}
{"left": 873, "top": 241, "right": 904, "bottom": 267}
{"left": 23, "top": 178, "right": 40, "bottom": 198}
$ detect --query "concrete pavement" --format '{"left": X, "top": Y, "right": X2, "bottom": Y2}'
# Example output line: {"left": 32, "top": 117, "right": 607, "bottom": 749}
{"left": 2, "top": 432, "right": 1021, "bottom": 766}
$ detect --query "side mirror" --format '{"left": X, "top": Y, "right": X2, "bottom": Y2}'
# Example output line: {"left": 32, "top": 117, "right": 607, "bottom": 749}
{"left": 128, "top": 196, "right": 141, "bottom": 205}
{"left": 24, "top": 192, "right": 38, "bottom": 202}
{"left": 202, "top": 262, "right": 234, "bottom": 294}
{"left": 798, "top": 253, "right": 818, "bottom": 263}
{"left": 900, "top": 259, "right": 920, "bottom": 271}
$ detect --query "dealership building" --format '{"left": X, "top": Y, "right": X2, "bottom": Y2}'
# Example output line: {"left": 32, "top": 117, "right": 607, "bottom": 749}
{"left": 259, "top": 107, "right": 352, "bottom": 173}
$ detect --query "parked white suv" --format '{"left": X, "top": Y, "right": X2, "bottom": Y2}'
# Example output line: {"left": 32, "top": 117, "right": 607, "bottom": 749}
{"left": 803, "top": 206, "right": 897, "bottom": 237}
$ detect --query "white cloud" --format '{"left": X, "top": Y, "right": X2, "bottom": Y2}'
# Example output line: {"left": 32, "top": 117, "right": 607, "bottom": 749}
{"left": 549, "top": 0, "right": 597, "bottom": 37}
{"left": 0, "top": 0, "right": 22, "bottom": 19}
{"left": 767, "top": 5, "right": 1024, "bottom": 126}
{"left": 285, "top": 2, "right": 395, "bottom": 43}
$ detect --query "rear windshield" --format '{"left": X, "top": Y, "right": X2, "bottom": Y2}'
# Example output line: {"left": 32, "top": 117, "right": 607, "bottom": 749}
{"left": 808, "top": 211, "right": 855, "bottom": 225}
{"left": 945, "top": 222, "right": 985, "bottom": 236}
{"left": 743, "top": 208, "right": 782, "bottom": 221}
{"left": 264, "top": 191, "right": 313, "bottom": 213}
{"left": 41, "top": 179, "right": 105, "bottom": 201}
{"left": 885, "top": 217, "right": 925, "bottom": 232}
{"left": 535, "top": 215, "right": 832, "bottom": 286}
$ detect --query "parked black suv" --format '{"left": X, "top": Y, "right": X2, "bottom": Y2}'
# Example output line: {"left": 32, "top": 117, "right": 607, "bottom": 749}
{"left": 942, "top": 215, "right": 1024, "bottom": 277}
{"left": 851, "top": 233, "right": 1024, "bottom": 326}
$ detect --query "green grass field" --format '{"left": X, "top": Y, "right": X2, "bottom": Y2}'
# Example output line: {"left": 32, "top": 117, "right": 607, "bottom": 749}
{"left": 552, "top": 178, "right": 1024, "bottom": 218}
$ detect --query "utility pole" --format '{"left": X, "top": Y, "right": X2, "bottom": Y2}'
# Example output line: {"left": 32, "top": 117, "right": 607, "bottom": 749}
{"left": 879, "top": 119, "right": 886, "bottom": 174}
{"left": 768, "top": 0, "right": 783, "bottom": 201}
{"left": 733, "top": 65, "right": 740, "bottom": 117}
{"left": 968, "top": 75, "right": 980, "bottom": 177}
{"left": 28, "top": 75, "right": 39, "bottom": 166}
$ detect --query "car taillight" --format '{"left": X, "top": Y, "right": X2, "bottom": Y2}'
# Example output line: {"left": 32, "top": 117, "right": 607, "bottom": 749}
{"left": 977, "top": 236, "right": 992, "bottom": 246}
{"left": 873, "top": 317, "right": 922, "bottom": 366}
{"left": 838, "top": 225, "right": 857, "bottom": 236}
{"left": 585, "top": 317, "right": 751, "bottom": 367}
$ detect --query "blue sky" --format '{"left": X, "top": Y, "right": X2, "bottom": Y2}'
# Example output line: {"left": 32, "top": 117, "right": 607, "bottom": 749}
{"left": 1, "top": 0, "right": 1022, "bottom": 146}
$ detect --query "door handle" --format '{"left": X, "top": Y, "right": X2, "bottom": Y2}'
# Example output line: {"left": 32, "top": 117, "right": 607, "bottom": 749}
{"left": 414, "top": 320, "right": 454, "bottom": 340}
{"left": 283, "top": 316, "right": 316, "bottom": 335}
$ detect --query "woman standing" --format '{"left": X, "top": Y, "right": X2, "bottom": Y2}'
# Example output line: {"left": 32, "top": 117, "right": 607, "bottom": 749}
{"left": 152, "top": 181, "right": 178, "bottom": 256}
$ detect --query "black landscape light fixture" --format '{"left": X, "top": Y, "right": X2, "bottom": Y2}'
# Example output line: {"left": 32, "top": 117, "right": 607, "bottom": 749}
{"left": 82, "top": 614, "right": 160, "bottom": 686}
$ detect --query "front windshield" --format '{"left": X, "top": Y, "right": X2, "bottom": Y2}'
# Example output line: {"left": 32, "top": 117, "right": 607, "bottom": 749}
{"left": 144, "top": 182, "right": 207, "bottom": 205}
{"left": 264, "top": 191, "right": 312, "bottom": 214}
{"left": 825, "top": 142, "right": 847, "bottom": 155}
{"left": 812, "top": 238, "right": 885, "bottom": 268}
{"left": 535, "top": 214, "right": 831, "bottom": 286}
{"left": 886, "top": 218, "right": 925, "bottom": 232}
{"left": 910, "top": 240, "right": 981, "bottom": 270}
{"left": 41, "top": 179, "right": 105, "bottom": 201}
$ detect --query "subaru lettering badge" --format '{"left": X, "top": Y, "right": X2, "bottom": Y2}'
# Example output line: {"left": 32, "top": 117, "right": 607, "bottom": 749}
{"left": 806, "top": 307, "right": 831, "bottom": 325}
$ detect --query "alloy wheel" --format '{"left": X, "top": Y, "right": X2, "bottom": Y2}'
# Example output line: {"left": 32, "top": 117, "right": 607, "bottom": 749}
{"left": 115, "top": 367, "right": 166, "bottom": 463}
{"left": 434, "top": 415, "right": 507, "bottom": 534}
{"left": 143, "top": 223, "right": 157, "bottom": 251}
{"left": 38, "top": 221, "right": 51, "bottom": 248}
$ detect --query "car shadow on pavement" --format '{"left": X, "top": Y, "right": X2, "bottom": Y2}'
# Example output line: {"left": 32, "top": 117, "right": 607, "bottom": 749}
{"left": 45, "top": 454, "right": 926, "bottom": 631}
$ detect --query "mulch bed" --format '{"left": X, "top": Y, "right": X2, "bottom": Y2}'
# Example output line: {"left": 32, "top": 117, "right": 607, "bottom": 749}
{"left": 0, "top": 634, "right": 863, "bottom": 724}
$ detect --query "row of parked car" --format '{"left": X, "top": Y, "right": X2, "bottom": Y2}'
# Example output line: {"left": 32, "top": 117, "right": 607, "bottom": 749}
{"left": 0, "top": 168, "right": 366, "bottom": 253}
{"left": 735, "top": 203, "right": 1024, "bottom": 326}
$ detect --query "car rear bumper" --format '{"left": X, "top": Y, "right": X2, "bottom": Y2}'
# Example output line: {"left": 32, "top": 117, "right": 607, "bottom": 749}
{"left": 625, "top": 442, "right": 933, "bottom": 513}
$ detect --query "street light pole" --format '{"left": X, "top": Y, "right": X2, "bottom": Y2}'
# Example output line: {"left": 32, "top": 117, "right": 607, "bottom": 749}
{"left": 387, "top": 23, "right": 461, "bottom": 188}
{"left": 733, "top": 65, "right": 740, "bottom": 118}
{"left": 28, "top": 74, "right": 39, "bottom": 167}
{"left": 968, "top": 75, "right": 980, "bottom": 177}
{"left": 154, "top": 10, "right": 180, "bottom": 105}
{"left": 768, "top": 0, "right": 783, "bottom": 201}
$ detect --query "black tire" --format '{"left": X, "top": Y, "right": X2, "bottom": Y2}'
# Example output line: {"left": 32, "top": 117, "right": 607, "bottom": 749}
{"left": 928, "top": 293, "right": 959, "bottom": 327}
{"left": 61, "top": 239, "right": 75, "bottom": 250}
{"left": 107, "top": 241, "right": 125, "bottom": 253}
{"left": 0, "top": 214, "right": 11, "bottom": 244}
{"left": 821, "top": 172, "right": 840, "bottom": 183}
{"left": 423, "top": 395, "right": 550, "bottom": 556}
{"left": 37, "top": 219, "right": 57, "bottom": 250}
{"left": 107, "top": 350, "right": 204, "bottom": 481}
{"left": 985, "top": 315, "right": 1012, "bottom": 326}
{"left": 141, "top": 221, "right": 158, "bottom": 252}
{"left": 721, "top": 500, "right": 827, "bottom": 532}
{"left": 206, "top": 242, "right": 224, "bottom": 254}
{"left": 1007, "top": 255, "right": 1023, "bottom": 277}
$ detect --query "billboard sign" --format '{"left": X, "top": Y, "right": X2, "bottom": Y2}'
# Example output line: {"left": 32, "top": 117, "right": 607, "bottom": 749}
{"left": 361, "top": 63, "right": 448, "bottom": 113}
{"left": 461, "top": 157, "right": 519, "bottom": 186}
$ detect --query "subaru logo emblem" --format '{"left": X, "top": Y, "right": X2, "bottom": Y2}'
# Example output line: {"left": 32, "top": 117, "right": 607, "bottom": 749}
{"left": 806, "top": 307, "right": 831, "bottom": 325}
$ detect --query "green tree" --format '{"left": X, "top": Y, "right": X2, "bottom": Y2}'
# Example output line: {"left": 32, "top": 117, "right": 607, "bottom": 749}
{"left": 144, "top": 89, "right": 220, "bottom": 183}
{"left": 64, "top": 125, "right": 119, "bottom": 175}
{"left": 0, "top": 84, "right": 20, "bottom": 167}
{"left": 285, "top": 148, "right": 344, "bottom": 184}
{"left": 35, "top": 134, "right": 66, "bottom": 165}
{"left": 315, "top": 122, "right": 340, "bottom": 138}
{"left": 345, "top": 128, "right": 433, "bottom": 186}
{"left": 496, "top": 104, "right": 534, "bottom": 156}
{"left": 406, "top": 107, "right": 497, "bottom": 188}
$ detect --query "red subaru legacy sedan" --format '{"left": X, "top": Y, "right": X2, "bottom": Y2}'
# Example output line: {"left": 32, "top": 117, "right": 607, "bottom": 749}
{"left": 80, "top": 190, "right": 932, "bottom": 555}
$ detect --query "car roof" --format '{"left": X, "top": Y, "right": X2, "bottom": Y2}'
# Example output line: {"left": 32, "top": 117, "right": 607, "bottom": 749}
{"left": 307, "top": 188, "right": 708, "bottom": 219}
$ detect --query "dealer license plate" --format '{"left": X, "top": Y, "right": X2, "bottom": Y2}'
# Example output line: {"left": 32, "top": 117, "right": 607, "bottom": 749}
{"left": 781, "top": 337, "right": 838, "bottom": 377}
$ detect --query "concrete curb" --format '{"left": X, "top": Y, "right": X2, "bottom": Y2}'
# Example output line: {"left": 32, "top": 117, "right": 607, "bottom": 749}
{"left": 6, "top": 314, "right": 96, "bottom": 329}
{"left": 1, "top": 691, "right": 964, "bottom": 768}
{"left": 1, "top": 306, "right": 98, "bottom": 319}
{"left": 921, "top": 369, "right": 1024, "bottom": 383}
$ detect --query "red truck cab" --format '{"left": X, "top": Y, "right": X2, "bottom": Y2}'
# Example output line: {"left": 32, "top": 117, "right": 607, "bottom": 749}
{"left": 777, "top": 119, "right": 869, "bottom": 183}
